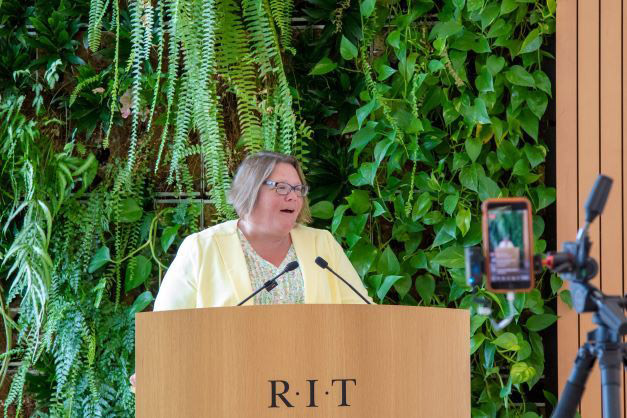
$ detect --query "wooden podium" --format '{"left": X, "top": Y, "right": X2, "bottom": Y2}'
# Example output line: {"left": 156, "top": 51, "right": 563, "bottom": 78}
{"left": 136, "top": 305, "right": 470, "bottom": 417}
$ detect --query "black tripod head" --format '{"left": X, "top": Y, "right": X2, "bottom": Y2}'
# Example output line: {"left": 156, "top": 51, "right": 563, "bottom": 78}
{"left": 544, "top": 174, "right": 627, "bottom": 336}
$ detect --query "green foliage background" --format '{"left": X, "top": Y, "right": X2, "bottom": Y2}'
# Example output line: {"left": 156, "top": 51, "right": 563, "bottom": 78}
{"left": 0, "top": 0, "right": 562, "bottom": 416}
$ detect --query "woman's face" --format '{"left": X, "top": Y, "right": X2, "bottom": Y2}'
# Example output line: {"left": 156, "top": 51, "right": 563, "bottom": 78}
{"left": 248, "top": 162, "right": 304, "bottom": 235}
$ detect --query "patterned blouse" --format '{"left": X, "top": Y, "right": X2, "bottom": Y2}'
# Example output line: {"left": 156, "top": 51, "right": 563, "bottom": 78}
{"left": 237, "top": 229, "right": 305, "bottom": 304}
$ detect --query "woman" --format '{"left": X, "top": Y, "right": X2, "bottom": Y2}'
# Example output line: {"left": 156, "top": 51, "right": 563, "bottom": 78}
{"left": 153, "top": 151, "right": 373, "bottom": 309}
{"left": 131, "top": 151, "right": 373, "bottom": 390}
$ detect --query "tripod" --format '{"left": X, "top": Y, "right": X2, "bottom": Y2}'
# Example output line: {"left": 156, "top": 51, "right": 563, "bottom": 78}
{"left": 548, "top": 175, "right": 627, "bottom": 418}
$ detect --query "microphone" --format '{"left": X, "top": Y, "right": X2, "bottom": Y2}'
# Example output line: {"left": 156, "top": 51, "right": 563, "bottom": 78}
{"left": 237, "top": 261, "right": 299, "bottom": 306}
{"left": 314, "top": 257, "right": 371, "bottom": 304}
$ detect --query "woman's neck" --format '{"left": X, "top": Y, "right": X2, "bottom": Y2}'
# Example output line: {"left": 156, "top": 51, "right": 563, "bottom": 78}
{"left": 238, "top": 219, "right": 291, "bottom": 247}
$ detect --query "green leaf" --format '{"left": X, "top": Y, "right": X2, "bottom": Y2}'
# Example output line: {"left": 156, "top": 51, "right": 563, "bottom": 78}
{"left": 432, "top": 245, "right": 465, "bottom": 268}
{"left": 475, "top": 68, "right": 494, "bottom": 93}
{"left": 526, "top": 91, "right": 548, "bottom": 119}
{"left": 467, "top": 0, "right": 483, "bottom": 12}
{"left": 346, "top": 190, "right": 371, "bottom": 214}
{"left": 524, "top": 144, "right": 546, "bottom": 168}
{"left": 376, "top": 63, "right": 397, "bottom": 81}
{"left": 119, "top": 198, "right": 143, "bottom": 223}
{"left": 525, "top": 289, "right": 545, "bottom": 314}
{"left": 349, "top": 121, "right": 378, "bottom": 154}
{"left": 560, "top": 290, "right": 573, "bottom": 308}
{"left": 486, "top": 56, "right": 506, "bottom": 76}
{"left": 410, "top": 250, "right": 428, "bottom": 270}
{"left": 423, "top": 210, "right": 444, "bottom": 225}
{"left": 415, "top": 274, "right": 436, "bottom": 303}
{"left": 332, "top": 204, "right": 348, "bottom": 234}
{"left": 393, "top": 275, "right": 413, "bottom": 299}
{"left": 310, "top": 201, "right": 334, "bottom": 219}
{"left": 505, "top": 65, "right": 535, "bottom": 88}
{"left": 492, "top": 332, "right": 520, "bottom": 351}
{"left": 377, "top": 275, "right": 404, "bottom": 300}
{"left": 412, "top": 192, "right": 433, "bottom": 221}
{"left": 517, "top": 340, "right": 532, "bottom": 361}
{"left": 428, "top": 59, "right": 445, "bottom": 73}
{"left": 161, "top": 225, "right": 180, "bottom": 252}
{"left": 519, "top": 29, "right": 542, "bottom": 54}
{"left": 360, "top": 0, "right": 376, "bottom": 18}
{"left": 460, "top": 163, "right": 483, "bottom": 192}
{"left": 373, "top": 201, "right": 387, "bottom": 217}
{"left": 471, "top": 315, "right": 488, "bottom": 335}
{"left": 356, "top": 99, "right": 378, "bottom": 128}
{"left": 340, "top": 35, "right": 358, "bottom": 60}
{"left": 533, "top": 71, "right": 552, "bottom": 96}
{"left": 465, "top": 137, "right": 483, "bottom": 162}
{"left": 386, "top": 30, "right": 401, "bottom": 49}
{"left": 550, "top": 274, "right": 563, "bottom": 295}
{"left": 432, "top": 225, "right": 456, "bottom": 247}
{"left": 535, "top": 186, "right": 556, "bottom": 210}
{"left": 456, "top": 208, "right": 471, "bottom": 236}
{"left": 481, "top": 4, "right": 500, "bottom": 30}
{"left": 125, "top": 255, "right": 152, "bottom": 292}
{"left": 497, "top": 141, "right": 519, "bottom": 169}
{"left": 526, "top": 314, "right": 557, "bottom": 331}
{"left": 349, "top": 240, "right": 378, "bottom": 277}
{"left": 130, "top": 291, "right": 154, "bottom": 315}
{"left": 471, "top": 332, "right": 486, "bottom": 354}
{"left": 510, "top": 362, "right": 537, "bottom": 384}
{"left": 349, "top": 162, "right": 378, "bottom": 186}
{"left": 500, "top": 0, "right": 518, "bottom": 15}
{"left": 484, "top": 343, "right": 496, "bottom": 369}
{"left": 470, "top": 98, "right": 491, "bottom": 124}
{"left": 533, "top": 215, "right": 545, "bottom": 237}
{"left": 378, "top": 245, "right": 400, "bottom": 275}
{"left": 430, "top": 20, "right": 463, "bottom": 40}
{"left": 519, "top": 108, "right": 539, "bottom": 141}
{"left": 453, "top": 0, "right": 465, "bottom": 10}
{"left": 309, "top": 57, "right": 337, "bottom": 75}
{"left": 88, "top": 246, "right": 112, "bottom": 273}
{"left": 443, "top": 194, "right": 459, "bottom": 215}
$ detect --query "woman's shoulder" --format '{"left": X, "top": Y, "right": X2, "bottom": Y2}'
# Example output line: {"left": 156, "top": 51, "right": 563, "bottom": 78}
{"left": 186, "top": 219, "right": 239, "bottom": 245}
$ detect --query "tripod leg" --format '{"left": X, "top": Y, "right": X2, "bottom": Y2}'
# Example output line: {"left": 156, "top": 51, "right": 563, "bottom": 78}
{"left": 599, "top": 342, "right": 623, "bottom": 418}
{"left": 552, "top": 344, "right": 596, "bottom": 418}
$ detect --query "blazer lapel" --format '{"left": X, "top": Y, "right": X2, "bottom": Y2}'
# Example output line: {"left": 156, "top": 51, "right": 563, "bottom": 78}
{"left": 291, "top": 224, "right": 317, "bottom": 303}
{"left": 214, "top": 220, "right": 254, "bottom": 305}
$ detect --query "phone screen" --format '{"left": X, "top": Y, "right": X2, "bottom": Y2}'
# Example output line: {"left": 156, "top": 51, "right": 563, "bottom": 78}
{"left": 484, "top": 199, "right": 534, "bottom": 291}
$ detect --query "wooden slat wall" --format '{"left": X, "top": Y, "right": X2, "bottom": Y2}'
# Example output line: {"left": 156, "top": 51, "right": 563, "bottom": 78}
{"left": 557, "top": 0, "right": 626, "bottom": 416}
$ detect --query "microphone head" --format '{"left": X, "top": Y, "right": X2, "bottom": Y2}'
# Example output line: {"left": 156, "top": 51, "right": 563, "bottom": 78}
{"left": 314, "top": 256, "right": 328, "bottom": 269}
{"left": 284, "top": 261, "right": 299, "bottom": 272}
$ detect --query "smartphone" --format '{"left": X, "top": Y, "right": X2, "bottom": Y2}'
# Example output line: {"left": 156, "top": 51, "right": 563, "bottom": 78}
{"left": 482, "top": 197, "right": 534, "bottom": 292}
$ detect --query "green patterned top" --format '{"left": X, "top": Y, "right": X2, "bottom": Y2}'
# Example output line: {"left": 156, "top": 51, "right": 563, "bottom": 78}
{"left": 237, "top": 228, "right": 305, "bottom": 304}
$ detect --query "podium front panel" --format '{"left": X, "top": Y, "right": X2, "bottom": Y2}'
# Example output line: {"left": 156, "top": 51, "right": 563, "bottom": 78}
{"left": 136, "top": 304, "right": 470, "bottom": 417}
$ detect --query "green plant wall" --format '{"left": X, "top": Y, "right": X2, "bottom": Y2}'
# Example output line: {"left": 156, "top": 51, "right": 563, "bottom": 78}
{"left": 0, "top": 0, "right": 560, "bottom": 416}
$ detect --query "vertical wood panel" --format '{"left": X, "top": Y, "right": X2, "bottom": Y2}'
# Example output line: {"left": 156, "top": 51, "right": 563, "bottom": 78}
{"left": 601, "top": 0, "right": 626, "bottom": 417}
{"left": 556, "top": 0, "right": 580, "bottom": 402}
{"left": 559, "top": 0, "right": 627, "bottom": 415}
{"left": 577, "top": 0, "right": 602, "bottom": 415}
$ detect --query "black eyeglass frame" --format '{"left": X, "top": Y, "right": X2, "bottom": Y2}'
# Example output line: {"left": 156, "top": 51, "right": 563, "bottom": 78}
{"left": 263, "top": 180, "right": 309, "bottom": 197}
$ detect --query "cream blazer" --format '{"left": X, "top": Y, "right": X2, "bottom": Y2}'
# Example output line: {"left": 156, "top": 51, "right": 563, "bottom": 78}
{"left": 153, "top": 220, "right": 374, "bottom": 310}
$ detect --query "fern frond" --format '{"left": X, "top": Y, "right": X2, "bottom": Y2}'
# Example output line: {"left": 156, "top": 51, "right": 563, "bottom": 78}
{"left": 69, "top": 74, "right": 101, "bottom": 107}
{"left": 269, "top": 0, "right": 294, "bottom": 53}
{"left": 104, "top": 0, "right": 120, "bottom": 148}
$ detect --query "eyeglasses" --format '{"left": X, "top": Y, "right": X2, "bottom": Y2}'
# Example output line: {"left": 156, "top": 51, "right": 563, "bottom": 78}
{"left": 263, "top": 180, "right": 309, "bottom": 197}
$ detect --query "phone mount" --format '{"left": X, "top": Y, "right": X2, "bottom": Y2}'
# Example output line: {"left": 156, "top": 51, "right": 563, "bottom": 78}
{"left": 543, "top": 175, "right": 627, "bottom": 418}
{"left": 465, "top": 247, "right": 542, "bottom": 331}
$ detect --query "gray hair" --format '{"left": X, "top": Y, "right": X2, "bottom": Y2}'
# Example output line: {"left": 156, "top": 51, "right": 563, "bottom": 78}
{"left": 228, "top": 151, "right": 312, "bottom": 224}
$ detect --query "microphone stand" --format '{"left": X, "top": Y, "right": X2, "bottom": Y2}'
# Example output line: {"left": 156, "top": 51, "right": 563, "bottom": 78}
{"left": 237, "top": 261, "right": 299, "bottom": 306}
